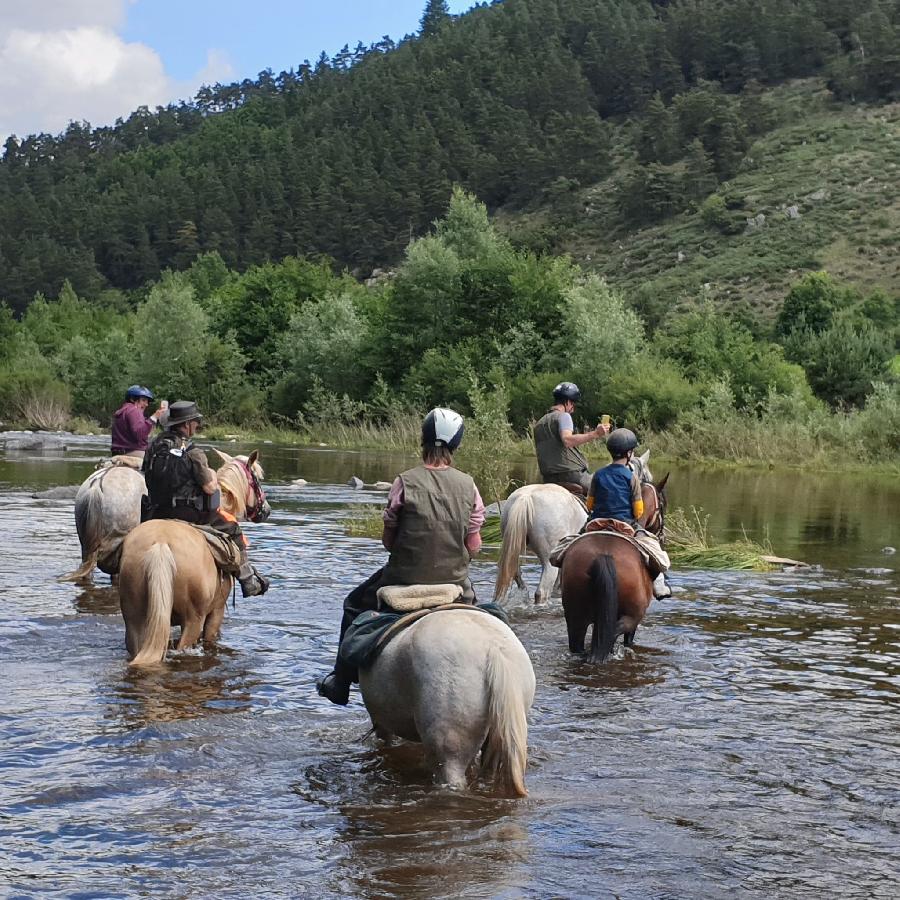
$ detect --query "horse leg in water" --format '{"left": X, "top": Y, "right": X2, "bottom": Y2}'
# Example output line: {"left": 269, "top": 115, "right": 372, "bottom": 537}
{"left": 623, "top": 629, "right": 637, "bottom": 647}
{"left": 202, "top": 598, "right": 227, "bottom": 644}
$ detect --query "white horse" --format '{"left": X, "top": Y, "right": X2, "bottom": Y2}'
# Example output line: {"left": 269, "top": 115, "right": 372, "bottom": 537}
{"left": 494, "top": 484, "right": 587, "bottom": 605}
{"left": 494, "top": 451, "right": 654, "bottom": 605}
{"left": 359, "top": 609, "right": 535, "bottom": 796}
{"left": 63, "top": 461, "right": 146, "bottom": 582}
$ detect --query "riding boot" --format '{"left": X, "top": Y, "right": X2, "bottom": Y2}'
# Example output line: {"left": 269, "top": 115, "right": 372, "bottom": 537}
{"left": 238, "top": 562, "right": 270, "bottom": 597}
{"left": 652, "top": 572, "right": 672, "bottom": 599}
{"left": 316, "top": 659, "right": 354, "bottom": 705}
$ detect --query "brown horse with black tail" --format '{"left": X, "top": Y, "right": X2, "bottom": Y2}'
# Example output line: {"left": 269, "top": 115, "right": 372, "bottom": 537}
{"left": 561, "top": 470, "right": 669, "bottom": 663}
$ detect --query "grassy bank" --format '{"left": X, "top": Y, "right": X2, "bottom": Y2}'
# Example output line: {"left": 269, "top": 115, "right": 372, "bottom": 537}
{"left": 339, "top": 504, "right": 774, "bottom": 571}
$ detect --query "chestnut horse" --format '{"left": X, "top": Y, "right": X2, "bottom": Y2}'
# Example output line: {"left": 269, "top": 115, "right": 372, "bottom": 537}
{"left": 119, "top": 449, "right": 269, "bottom": 666}
{"left": 561, "top": 470, "right": 669, "bottom": 663}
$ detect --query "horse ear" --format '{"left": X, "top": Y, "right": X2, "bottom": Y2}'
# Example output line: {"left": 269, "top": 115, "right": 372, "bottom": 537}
{"left": 658, "top": 472, "right": 669, "bottom": 492}
{"left": 248, "top": 449, "right": 259, "bottom": 467}
{"left": 212, "top": 447, "right": 234, "bottom": 465}
{"left": 639, "top": 449, "right": 650, "bottom": 465}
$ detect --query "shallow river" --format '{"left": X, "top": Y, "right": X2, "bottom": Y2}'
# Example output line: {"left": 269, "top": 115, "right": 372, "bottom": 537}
{"left": 1, "top": 436, "right": 898, "bottom": 898}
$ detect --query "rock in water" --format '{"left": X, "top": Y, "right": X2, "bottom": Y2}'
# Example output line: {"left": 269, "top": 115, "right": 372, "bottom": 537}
{"left": 5, "top": 436, "right": 66, "bottom": 451}
{"left": 32, "top": 485, "right": 80, "bottom": 500}
{"left": 347, "top": 476, "right": 364, "bottom": 489}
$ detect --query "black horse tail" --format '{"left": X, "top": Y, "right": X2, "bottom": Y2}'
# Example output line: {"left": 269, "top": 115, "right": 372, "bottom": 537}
{"left": 588, "top": 554, "right": 618, "bottom": 663}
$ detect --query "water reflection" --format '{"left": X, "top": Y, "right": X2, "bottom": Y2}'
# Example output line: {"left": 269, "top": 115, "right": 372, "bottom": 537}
{"left": 72, "top": 584, "right": 120, "bottom": 615}
{"left": 107, "top": 652, "right": 253, "bottom": 728}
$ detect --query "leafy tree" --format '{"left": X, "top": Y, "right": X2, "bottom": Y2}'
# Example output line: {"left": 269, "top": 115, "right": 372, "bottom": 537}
{"left": 775, "top": 271, "right": 856, "bottom": 338}
{"left": 783, "top": 318, "right": 893, "bottom": 407}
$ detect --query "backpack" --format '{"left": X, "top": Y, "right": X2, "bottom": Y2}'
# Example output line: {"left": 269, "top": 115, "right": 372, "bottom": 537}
{"left": 144, "top": 435, "right": 196, "bottom": 509}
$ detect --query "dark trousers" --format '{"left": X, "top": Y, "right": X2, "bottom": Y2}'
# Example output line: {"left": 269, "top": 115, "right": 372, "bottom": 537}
{"left": 331, "top": 568, "right": 385, "bottom": 684}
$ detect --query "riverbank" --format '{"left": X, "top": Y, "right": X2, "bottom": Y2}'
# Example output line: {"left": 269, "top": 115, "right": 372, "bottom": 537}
{"left": 45, "top": 410, "right": 900, "bottom": 477}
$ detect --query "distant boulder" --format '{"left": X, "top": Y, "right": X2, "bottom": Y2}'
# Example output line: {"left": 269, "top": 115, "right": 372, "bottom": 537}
{"left": 32, "top": 485, "right": 80, "bottom": 500}
{"left": 347, "top": 476, "right": 365, "bottom": 489}
{"left": 4, "top": 435, "right": 66, "bottom": 451}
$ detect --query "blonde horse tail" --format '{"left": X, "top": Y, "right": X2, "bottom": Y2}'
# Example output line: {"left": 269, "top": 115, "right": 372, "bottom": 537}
{"left": 494, "top": 493, "right": 533, "bottom": 601}
{"left": 60, "top": 480, "right": 105, "bottom": 581}
{"left": 129, "top": 543, "right": 176, "bottom": 667}
{"left": 481, "top": 644, "right": 529, "bottom": 797}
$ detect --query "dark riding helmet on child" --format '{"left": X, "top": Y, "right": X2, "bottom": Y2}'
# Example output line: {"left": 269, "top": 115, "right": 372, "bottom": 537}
{"left": 553, "top": 381, "right": 581, "bottom": 404}
{"left": 422, "top": 407, "right": 465, "bottom": 452}
{"left": 607, "top": 428, "right": 638, "bottom": 458}
{"left": 125, "top": 384, "right": 154, "bottom": 401}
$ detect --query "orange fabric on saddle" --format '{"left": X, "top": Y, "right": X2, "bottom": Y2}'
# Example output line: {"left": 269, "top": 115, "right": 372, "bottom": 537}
{"left": 585, "top": 518, "right": 636, "bottom": 537}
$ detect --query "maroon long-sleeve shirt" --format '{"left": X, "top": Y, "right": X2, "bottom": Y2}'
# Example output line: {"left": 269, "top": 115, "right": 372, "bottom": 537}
{"left": 110, "top": 402, "right": 154, "bottom": 454}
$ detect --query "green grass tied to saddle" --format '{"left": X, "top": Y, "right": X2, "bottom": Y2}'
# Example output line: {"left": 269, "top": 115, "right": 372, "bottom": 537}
{"left": 339, "top": 596, "right": 510, "bottom": 670}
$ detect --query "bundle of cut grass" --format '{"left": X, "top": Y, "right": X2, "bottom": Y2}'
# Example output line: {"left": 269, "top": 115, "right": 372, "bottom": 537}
{"left": 665, "top": 507, "right": 775, "bottom": 571}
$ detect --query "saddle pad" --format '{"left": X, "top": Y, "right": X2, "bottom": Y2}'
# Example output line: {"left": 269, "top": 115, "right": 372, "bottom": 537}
{"left": 549, "top": 530, "right": 657, "bottom": 570}
{"left": 192, "top": 525, "right": 242, "bottom": 572}
{"left": 377, "top": 583, "right": 463, "bottom": 611}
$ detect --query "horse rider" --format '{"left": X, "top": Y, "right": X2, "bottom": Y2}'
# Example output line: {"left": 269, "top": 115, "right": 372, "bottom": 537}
{"left": 587, "top": 427, "right": 672, "bottom": 599}
{"left": 533, "top": 381, "right": 610, "bottom": 495}
{"left": 111, "top": 385, "right": 165, "bottom": 458}
{"left": 317, "top": 407, "right": 485, "bottom": 705}
{"left": 142, "top": 400, "right": 270, "bottom": 598}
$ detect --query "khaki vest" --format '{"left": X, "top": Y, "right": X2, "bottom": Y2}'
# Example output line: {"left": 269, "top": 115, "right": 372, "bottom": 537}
{"left": 381, "top": 465, "right": 474, "bottom": 588}
{"left": 533, "top": 409, "right": 588, "bottom": 478}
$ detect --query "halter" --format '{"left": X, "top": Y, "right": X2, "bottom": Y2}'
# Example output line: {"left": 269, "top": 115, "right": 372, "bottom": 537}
{"left": 237, "top": 459, "right": 268, "bottom": 522}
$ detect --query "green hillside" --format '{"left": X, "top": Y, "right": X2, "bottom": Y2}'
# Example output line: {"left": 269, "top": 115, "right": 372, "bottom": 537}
{"left": 503, "top": 80, "right": 900, "bottom": 322}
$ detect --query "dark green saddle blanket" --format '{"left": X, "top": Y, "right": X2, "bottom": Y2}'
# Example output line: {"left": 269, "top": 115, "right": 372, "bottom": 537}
{"left": 339, "top": 601, "right": 509, "bottom": 670}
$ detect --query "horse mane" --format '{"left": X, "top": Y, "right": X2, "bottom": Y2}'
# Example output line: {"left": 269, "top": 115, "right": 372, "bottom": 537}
{"left": 216, "top": 454, "right": 264, "bottom": 519}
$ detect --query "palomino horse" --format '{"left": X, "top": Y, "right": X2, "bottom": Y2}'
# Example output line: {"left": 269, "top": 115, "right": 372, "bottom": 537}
{"left": 359, "top": 608, "right": 535, "bottom": 795}
{"left": 64, "top": 460, "right": 145, "bottom": 582}
{"left": 561, "top": 465, "right": 669, "bottom": 663}
{"left": 118, "top": 449, "right": 269, "bottom": 666}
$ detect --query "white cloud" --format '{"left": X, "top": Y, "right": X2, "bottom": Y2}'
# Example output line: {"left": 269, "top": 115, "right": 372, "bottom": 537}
{"left": 0, "top": 1, "right": 234, "bottom": 141}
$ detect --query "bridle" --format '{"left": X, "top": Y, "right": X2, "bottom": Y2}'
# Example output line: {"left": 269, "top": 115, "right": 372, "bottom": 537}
{"left": 237, "top": 459, "right": 268, "bottom": 523}
{"left": 642, "top": 482, "right": 666, "bottom": 539}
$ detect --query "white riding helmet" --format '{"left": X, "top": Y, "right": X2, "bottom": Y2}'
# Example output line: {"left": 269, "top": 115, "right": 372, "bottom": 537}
{"left": 422, "top": 407, "right": 465, "bottom": 451}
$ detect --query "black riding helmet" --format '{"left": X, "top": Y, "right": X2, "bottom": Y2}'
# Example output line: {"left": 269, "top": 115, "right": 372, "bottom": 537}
{"left": 607, "top": 428, "right": 638, "bottom": 458}
{"left": 553, "top": 381, "right": 581, "bottom": 403}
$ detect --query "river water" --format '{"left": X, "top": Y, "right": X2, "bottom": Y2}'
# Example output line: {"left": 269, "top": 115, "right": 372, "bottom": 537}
{"left": 1, "top": 435, "right": 897, "bottom": 898}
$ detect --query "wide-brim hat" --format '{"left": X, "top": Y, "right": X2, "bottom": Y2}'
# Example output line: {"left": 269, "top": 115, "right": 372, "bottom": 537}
{"left": 167, "top": 400, "right": 203, "bottom": 427}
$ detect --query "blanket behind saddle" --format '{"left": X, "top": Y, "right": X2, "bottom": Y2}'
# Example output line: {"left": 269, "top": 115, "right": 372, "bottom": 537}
{"left": 96, "top": 523, "right": 241, "bottom": 576}
{"left": 549, "top": 528, "right": 669, "bottom": 576}
{"left": 339, "top": 601, "right": 510, "bottom": 671}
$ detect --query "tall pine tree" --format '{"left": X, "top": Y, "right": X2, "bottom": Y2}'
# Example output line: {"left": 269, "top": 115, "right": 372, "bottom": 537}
{"left": 420, "top": 0, "right": 451, "bottom": 38}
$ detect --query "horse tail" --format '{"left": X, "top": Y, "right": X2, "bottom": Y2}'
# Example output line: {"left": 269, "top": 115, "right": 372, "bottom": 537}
{"left": 481, "top": 644, "right": 529, "bottom": 797}
{"left": 60, "top": 478, "right": 105, "bottom": 581}
{"left": 588, "top": 555, "right": 619, "bottom": 663}
{"left": 494, "top": 493, "right": 533, "bottom": 601}
{"left": 129, "top": 543, "right": 176, "bottom": 667}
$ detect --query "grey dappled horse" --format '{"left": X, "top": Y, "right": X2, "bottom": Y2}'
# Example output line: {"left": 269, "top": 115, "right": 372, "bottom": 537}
{"left": 359, "top": 608, "right": 535, "bottom": 795}
{"left": 63, "top": 462, "right": 146, "bottom": 582}
{"left": 493, "top": 450, "right": 654, "bottom": 605}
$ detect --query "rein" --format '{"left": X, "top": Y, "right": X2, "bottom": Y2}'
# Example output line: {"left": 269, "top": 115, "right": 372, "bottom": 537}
{"left": 641, "top": 482, "right": 666, "bottom": 540}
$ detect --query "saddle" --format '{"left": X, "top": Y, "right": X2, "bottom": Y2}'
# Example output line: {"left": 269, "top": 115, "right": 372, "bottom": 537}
{"left": 96, "top": 455, "right": 142, "bottom": 471}
{"left": 97, "top": 523, "right": 242, "bottom": 578}
{"left": 549, "top": 527, "right": 669, "bottom": 577}
{"left": 555, "top": 481, "right": 587, "bottom": 498}
{"left": 340, "top": 596, "right": 509, "bottom": 670}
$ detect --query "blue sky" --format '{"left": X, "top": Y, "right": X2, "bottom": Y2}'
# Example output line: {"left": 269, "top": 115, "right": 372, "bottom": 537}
{"left": 0, "top": 1, "right": 477, "bottom": 140}
{"left": 124, "top": 0, "right": 478, "bottom": 83}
